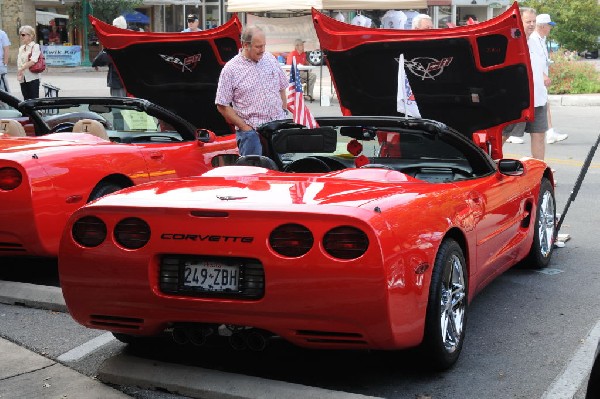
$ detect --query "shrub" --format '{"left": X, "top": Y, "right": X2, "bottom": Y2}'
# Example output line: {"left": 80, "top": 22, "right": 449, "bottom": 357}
{"left": 549, "top": 49, "right": 600, "bottom": 94}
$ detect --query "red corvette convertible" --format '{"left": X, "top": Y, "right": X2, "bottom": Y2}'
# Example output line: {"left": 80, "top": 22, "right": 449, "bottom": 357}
{"left": 0, "top": 19, "right": 242, "bottom": 258}
{"left": 59, "top": 5, "right": 555, "bottom": 369}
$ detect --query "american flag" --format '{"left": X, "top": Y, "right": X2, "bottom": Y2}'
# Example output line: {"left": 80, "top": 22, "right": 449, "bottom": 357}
{"left": 286, "top": 57, "right": 319, "bottom": 128}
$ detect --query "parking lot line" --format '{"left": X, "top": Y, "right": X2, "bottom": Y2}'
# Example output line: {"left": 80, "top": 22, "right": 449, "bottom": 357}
{"left": 57, "top": 332, "right": 116, "bottom": 362}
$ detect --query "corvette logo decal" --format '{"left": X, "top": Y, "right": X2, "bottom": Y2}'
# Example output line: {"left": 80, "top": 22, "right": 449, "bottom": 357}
{"left": 217, "top": 195, "right": 247, "bottom": 200}
{"left": 159, "top": 53, "right": 202, "bottom": 72}
{"left": 397, "top": 56, "right": 454, "bottom": 80}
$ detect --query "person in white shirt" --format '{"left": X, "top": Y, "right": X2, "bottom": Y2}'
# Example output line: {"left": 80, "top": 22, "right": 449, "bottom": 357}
{"left": 382, "top": 10, "right": 407, "bottom": 29}
{"left": 412, "top": 14, "right": 433, "bottom": 30}
{"left": 0, "top": 29, "right": 10, "bottom": 92}
{"left": 351, "top": 14, "right": 372, "bottom": 28}
{"left": 535, "top": 13, "right": 568, "bottom": 144}
{"left": 502, "top": 8, "right": 549, "bottom": 160}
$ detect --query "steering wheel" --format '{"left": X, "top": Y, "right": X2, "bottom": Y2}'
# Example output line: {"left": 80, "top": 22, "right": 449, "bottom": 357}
{"left": 284, "top": 157, "right": 332, "bottom": 173}
{"left": 49, "top": 122, "right": 75, "bottom": 133}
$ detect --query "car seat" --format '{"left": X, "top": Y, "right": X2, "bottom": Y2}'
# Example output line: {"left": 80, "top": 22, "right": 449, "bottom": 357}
{"left": 0, "top": 119, "right": 26, "bottom": 137}
{"left": 72, "top": 119, "right": 109, "bottom": 140}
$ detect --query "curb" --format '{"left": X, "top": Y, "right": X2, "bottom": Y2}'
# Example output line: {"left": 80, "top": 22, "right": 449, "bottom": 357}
{"left": 0, "top": 281, "right": 67, "bottom": 312}
{"left": 99, "top": 354, "right": 383, "bottom": 399}
{"left": 551, "top": 94, "right": 600, "bottom": 107}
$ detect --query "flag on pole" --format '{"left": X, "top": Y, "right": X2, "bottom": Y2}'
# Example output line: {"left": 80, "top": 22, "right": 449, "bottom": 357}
{"left": 287, "top": 57, "right": 319, "bottom": 128}
{"left": 397, "top": 54, "right": 421, "bottom": 118}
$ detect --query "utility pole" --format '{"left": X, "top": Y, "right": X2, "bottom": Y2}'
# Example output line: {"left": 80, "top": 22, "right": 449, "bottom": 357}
{"left": 81, "top": 0, "right": 92, "bottom": 66}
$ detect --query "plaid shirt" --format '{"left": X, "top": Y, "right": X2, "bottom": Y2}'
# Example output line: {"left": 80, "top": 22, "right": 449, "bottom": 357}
{"left": 215, "top": 51, "right": 288, "bottom": 129}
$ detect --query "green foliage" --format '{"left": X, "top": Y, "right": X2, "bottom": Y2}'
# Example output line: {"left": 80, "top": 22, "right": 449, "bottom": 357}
{"left": 521, "top": 0, "right": 600, "bottom": 52}
{"left": 68, "top": 0, "right": 143, "bottom": 29}
{"left": 548, "top": 50, "right": 600, "bottom": 94}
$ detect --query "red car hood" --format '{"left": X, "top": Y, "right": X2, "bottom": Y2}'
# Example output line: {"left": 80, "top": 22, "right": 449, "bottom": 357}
{"left": 90, "top": 15, "right": 242, "bottom": 135}
{"left": 312, "top": 3, "right": 533, "bottom": 157}
{"left": 85, "top": 166, "right": 443, "bottom": 211}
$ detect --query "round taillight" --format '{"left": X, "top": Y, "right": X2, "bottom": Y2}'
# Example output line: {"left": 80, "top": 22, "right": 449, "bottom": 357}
{"left": 269, "top": 223, "right": 314, "bottom": 257}
{"left": 323, "top": 226, "right": 369, "bottom": 260}
{"left": 114, "top": 217, "right": 151, "bottom": 249}
{"left": 0, "top": 167, "right": 22, "bottom": 191}
{"left": 72, "top": 216, "right": 107, "bottom": 247}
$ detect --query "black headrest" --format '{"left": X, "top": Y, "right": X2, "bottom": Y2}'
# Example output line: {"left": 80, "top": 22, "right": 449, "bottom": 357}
{"left": 235, "top": 155, "right": 279, "bottom": 170}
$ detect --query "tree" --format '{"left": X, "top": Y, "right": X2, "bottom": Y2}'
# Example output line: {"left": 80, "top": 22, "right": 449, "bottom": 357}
{"left": 522, "top": 0, "right": 600, "bottom": 52}
{"left": 68, "top": 0, "right": 143, "bottom": 30}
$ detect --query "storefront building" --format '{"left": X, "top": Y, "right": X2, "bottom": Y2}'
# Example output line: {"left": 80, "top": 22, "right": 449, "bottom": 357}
{"left": 0, "top": 0, "right": 510, "bottom": 66}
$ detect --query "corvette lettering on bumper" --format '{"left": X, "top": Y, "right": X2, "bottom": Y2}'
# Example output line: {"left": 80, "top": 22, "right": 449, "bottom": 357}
{"left": 160, "top": 234, "right": 253, "bottom": 243}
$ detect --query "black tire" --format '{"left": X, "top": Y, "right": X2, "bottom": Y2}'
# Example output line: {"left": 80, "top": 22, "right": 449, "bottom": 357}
{"left": 88, "top": 182, "right": 126, "bottom": 202}
{"left": 421, "top": 238, "right": 468, "bottom": 370}
{"left": 524, "top": 177, "right": 556, "bottom": 269}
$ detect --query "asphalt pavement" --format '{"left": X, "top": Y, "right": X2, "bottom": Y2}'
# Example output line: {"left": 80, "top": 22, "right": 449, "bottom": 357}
{"left": 1, "top": 65, "right": 600, "bottom": 398}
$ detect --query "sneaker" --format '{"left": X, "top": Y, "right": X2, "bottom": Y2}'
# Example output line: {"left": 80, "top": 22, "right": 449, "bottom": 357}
{"left": 506, "top": 136, "right": 524, "bottom": 144}
{"left": 546, "top": 128, "right": 568, "bottom": 144}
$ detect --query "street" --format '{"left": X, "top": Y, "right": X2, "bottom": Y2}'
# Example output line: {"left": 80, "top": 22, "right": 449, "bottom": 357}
{"left": 0, "top": 67, "right": 599, "bottom": 399}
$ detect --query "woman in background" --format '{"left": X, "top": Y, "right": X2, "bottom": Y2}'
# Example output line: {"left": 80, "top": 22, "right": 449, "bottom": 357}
{"left": 16, "top": 25, "right": 41, "bottom": 100}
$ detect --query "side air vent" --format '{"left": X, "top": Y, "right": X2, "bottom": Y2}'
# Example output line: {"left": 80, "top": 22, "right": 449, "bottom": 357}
{"left": 295, "top": 330, "right": 367, "bottom": 345}
{"left": 0, "top": 242, "right": 25, "bottom": 252}
{"left": 90, "top": 315, "right": 144, "bottom": 330}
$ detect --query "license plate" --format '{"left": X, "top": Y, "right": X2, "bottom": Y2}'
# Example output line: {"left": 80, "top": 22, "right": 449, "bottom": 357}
{"left": 183, "top": 260, "right": 239, "bottom": 292}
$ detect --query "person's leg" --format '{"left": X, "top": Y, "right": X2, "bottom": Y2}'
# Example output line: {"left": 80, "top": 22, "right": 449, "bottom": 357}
{"left": 236, "top": 129, "right": 262, "bottom": 156}
{"left": 502, "top": 122, "right": 526, "bottom": 145}
{"left": 307, "top": 72, "right": 317, "bottom": 98}
{"left": 20, "top": 82, "right": 29, "bottom": 100}
{"left": 30, "top": 79, "right": 40, "bottom": 99}
{"left": 0, "top": 74, "right": 9, "bottom": 92}
{"left": 546, "top": 103, "right": 568, "bottom": 143}
{"left": 531, "top": 132, "right": 545, "bottom": 160}
{"left": 529, "top": 105, "right": 549, "bottom": 160}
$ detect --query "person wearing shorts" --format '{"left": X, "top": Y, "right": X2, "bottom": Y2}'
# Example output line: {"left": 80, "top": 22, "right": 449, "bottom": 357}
{"left": 502, "top": 7, "right": 548, "bottom": 160}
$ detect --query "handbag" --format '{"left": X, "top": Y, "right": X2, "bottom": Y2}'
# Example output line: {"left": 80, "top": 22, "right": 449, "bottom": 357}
{"left": 28, "top": 45, "right": 46, "bottom": 74}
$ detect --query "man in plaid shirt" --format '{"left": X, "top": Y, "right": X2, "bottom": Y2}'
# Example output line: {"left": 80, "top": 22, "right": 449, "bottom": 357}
{"left": 216, "top": 25, "right": 289, "bottom": 156}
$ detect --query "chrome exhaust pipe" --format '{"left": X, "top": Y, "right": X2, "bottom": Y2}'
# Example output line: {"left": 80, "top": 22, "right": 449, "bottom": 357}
{"left": 171, "top": 327, "right": 189, "bottom": 345}
{"left": 189, "top": 327, "right": 213, "bottom": 346}
{"left": 245, "top": 330, "right": 268, "bottom": 351}
{"left": 229, "top": 332, "right": 247, "bottom": 350}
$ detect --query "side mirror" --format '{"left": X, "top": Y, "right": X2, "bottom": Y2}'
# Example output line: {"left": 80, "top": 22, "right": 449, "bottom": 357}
{"left": 498, "top": 159, "right": 524, "bottom": 176}
{"left": 197, "top": 129, "right": 216, "bottom": 143}
{"left": 211, "top": 154, "right": 240, "bottom": 167}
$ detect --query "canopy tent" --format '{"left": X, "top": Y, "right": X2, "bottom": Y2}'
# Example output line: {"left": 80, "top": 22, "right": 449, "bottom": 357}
{"left": 227, "top": 0, "right": 322, "bottom": 12}
{"left": 322, "top": 0, "right": 426, "bottom": 9}
{"left": 226, "top": 0, "right": 426, "bottom": 12}
{"left": 123, "top": 11, "right": 150, "bottom": 24}
{"left": 36, "top": 10, "right": 69, "bottom": 25}
{"left": 246, "top": 14, "right": 318, "bottom": 53}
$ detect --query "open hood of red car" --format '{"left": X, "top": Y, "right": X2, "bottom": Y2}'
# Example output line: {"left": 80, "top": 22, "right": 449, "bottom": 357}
{"left": 90, "top": 16, "right": 242, "bottom": 135}
{"left": 312, "top": 3, "right": 533, "bottom": 155}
